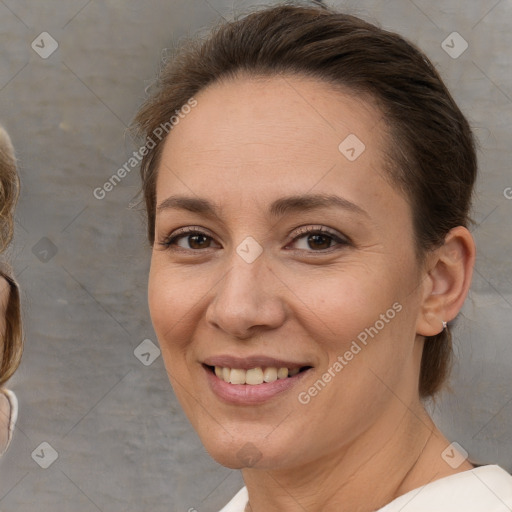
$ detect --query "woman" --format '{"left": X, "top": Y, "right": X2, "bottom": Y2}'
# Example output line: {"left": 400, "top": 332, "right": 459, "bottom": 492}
{"left": 0, "top": 125, "right": 22, "bottom": 456}
{"left": 132, "top": 3, "right": 512, "bottom": 510}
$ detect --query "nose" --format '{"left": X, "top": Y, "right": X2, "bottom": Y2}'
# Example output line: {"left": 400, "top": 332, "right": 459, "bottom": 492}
{"left": 204, "top": 250, "right": 287, "bottom": 340}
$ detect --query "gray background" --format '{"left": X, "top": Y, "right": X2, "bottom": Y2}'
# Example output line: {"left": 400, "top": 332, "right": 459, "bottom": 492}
{"left": 0, "top": 0, "right": 511, "bottom": 510}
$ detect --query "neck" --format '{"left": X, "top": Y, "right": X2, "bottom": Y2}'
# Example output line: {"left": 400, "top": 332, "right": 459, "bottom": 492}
{"left": 242, "top": 399, "right": 473, "bottom": 512}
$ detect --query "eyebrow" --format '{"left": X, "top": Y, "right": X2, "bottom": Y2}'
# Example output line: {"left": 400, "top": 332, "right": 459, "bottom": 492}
{"left": 156, "top": 193, "right": 369, "bottom": 219}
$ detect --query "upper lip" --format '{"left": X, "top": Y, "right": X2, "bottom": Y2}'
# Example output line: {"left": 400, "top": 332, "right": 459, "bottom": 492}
{"left": 202, "top": 355, "right": 312, "bottom": 370}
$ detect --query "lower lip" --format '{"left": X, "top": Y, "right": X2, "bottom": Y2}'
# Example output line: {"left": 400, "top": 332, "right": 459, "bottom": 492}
{"left": 203, "top": 365, "right": 312, "bottom": 405}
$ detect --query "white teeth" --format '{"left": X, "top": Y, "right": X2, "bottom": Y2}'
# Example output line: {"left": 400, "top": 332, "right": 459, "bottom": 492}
{"left": 213, "top": 365, "right": 304, "bottom": 385}
{"left": 229, "top": 368, "right": 246, "bottom": 385}
{"left": 263, "top": 367, "right": 277, "bottom": 383}
{"left": 277, "top": 367, "right": 288, "bottom": 379}
{"left": 245, "top": 367, "right": 264, "bottom": 385}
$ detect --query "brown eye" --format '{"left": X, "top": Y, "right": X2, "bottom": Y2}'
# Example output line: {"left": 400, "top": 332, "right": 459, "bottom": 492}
{"left": 306, "top": 233, "right": 333, "bottom": 250}
{"left": 160, "top": 227, "right": 219, "bottom": 251}
{"left": 186, "top": 233, "right": 211, "bottom": 250}
{"left": 289, "top": 226, "right": 349, "bottom": 252}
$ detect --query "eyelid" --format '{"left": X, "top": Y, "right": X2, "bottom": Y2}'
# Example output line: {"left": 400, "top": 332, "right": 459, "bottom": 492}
{"left": 290, "top": 224, "right": 350, "bottom": 243}
{"left": 169, "top": 225, "right": 214, "bottom": 238}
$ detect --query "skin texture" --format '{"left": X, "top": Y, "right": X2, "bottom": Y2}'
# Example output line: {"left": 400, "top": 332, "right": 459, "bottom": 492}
{"left": 148, "top": 74, "right": 476, "bottom": 511}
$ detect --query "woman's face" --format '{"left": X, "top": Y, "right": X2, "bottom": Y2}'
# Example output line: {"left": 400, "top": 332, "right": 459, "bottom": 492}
{"left": 148, "top": 74, "right": 428, "bottom": 470}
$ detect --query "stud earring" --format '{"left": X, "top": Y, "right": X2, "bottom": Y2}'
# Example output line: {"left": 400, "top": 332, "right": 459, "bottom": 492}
{"left": 442, "top": 320, "right": 447, "bottom": 330}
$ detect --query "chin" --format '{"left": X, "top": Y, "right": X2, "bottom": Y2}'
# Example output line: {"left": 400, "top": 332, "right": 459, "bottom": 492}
{"left": 197, "top": 425, "right": 298, "bottom": 470}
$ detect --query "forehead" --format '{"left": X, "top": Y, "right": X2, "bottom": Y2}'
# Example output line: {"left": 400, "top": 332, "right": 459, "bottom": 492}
{"left": 155, "top": 74, "right": 397, "bottom": 215}
{"left": 163, "top": 73, "right": 386, "bottom": 155}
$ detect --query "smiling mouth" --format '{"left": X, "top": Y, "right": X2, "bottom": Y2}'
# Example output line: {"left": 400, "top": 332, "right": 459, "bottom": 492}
{"left": 204, "top": 364, "right": 313, "bottom": 385}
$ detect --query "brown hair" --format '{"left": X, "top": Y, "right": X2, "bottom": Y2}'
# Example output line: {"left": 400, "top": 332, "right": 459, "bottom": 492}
{"left": 0, "top": 265, "right": 22, "bottom": 387}
{"left": 0, "top": 127, "right": 19, "bottom": 253}
{"left": 131, "top": 2, "right": 477, "bottom": 398}
{"left": 0, "top": 126, "right": 22, "bottom": 387}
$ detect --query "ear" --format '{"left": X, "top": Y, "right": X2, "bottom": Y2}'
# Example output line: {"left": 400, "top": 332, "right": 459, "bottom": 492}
{"left": 416, "top": 226, "right": 476, "bottom": 337}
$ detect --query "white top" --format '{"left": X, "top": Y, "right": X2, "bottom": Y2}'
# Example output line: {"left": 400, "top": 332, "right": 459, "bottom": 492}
{"left": 0, "top": 389, "right": 18, "bottom": 456}
{"left": 219, "top": 465, "right": 512, "bottom": 512}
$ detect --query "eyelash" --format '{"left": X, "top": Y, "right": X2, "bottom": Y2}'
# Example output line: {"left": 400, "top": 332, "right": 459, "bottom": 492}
{"left": 158, "top": 225, "right": 350, "bottom": 254}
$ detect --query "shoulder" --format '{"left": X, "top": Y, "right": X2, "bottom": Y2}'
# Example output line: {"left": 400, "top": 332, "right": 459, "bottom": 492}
{"left": 379, "top": 465, "right": 512, "bottom": 512}
{"left": 218, "top": 467, "right": 512, "bottom": 512}
{"left": 218, "top": 486, "right": 248, "bottom": 512}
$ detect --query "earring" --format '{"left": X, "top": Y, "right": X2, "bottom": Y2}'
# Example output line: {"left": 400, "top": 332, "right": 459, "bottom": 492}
{"left": 442, "top": 320, "right": 447, "bottom": 330}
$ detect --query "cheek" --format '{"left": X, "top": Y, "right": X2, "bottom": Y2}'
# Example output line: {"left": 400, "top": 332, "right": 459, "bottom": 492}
{"left": 287, "top": 263, "right": 399, "bottom": 341}
{"left": 287, "top": 262, "right": 416, "bottom": 395}
{"left": 148, "top": 261, "right": 187, "bottom": 350}
{"left": 147, "top": 258, "right": 209, "bottom": 365}
{"left": 147, "top": 261, "right": 201, "bottom": 410}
